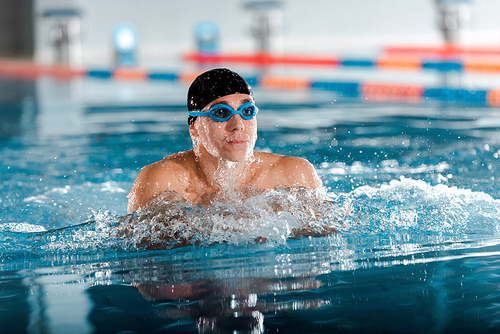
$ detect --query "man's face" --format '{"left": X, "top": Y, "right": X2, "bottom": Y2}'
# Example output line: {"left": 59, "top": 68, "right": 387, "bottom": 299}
{"left": 190, "top": 93, "right": 258, "bottom": 162}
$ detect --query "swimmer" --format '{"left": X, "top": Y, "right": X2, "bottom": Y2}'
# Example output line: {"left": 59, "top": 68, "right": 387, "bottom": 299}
{"left": 127, "top": 68, "right": 322, "bottom": 213}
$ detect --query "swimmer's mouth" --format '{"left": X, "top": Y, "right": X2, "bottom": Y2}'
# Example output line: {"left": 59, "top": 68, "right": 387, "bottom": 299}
{"left": 228, "top": 140, "right": 248, "bottom": 145}
{"left": 227, "top": 137, "right": 249, "bottom": 145}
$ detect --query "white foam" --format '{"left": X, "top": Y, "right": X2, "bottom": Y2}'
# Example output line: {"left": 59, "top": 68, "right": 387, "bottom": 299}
{"left": 351, "top": 177, "right": 500, "bottom": 236}
{"left": 100, "top": 181, "right": 126, "bottom": 193}
{"left": 0, "top": 222, "right": 47, "bottom": 233}
{"left": 319, "top": 161, "right": 450, "bottom": 176}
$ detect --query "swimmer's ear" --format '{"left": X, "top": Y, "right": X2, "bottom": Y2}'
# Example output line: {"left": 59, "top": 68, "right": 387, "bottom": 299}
{"left": 189, "top": 122, "right": 199, "bottom": 138}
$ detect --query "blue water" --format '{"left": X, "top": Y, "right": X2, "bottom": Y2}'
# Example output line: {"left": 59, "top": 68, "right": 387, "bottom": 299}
{"left": 1, "top": 76, "right": 500, "bottom": 333}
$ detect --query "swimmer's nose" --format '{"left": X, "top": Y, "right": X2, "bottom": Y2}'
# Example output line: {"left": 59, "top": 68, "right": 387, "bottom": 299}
{"left": 227, "top": 114, "right": 245, "bottom": 131}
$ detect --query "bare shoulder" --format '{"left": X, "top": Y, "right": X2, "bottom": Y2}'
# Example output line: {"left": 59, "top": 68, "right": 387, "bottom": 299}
{"left": 254, "top": 151, "right": 322, "bottom": 189}
{"left": 157, "top": 150, "right": 195, "bottom": 173}
{"left": 138, "top": 151, "right": 193, "bottom": 183}
{"left": 127, "top": 150, "right": 195, "bottom": 213}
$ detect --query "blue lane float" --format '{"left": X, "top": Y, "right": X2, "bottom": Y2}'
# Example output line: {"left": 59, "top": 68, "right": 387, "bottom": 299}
{"left": 423, "top": 88, "right": 488, "bottom": 105}
{"left": 340, "top": 59, "right": 376, "bottom": 68}
{"left": 310, "top": 81, "right": 361, "bottom": 97}
{"left": 86, "top": 70, "right": 113, "bottom": 79}
{"left": 422, "top": 61, "right": 464, "bottom": 72}
{"left": 148, "top": 72, "right": 178, "bottom": 81}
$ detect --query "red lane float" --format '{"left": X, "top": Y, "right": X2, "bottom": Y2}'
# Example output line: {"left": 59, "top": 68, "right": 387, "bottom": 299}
{"left": 113, "top": 68, "right": 148, "bottom": 80}
{"left": 184, "top": 52, "right": 339, "bottom": 67}
{"left": 464, "top": 61, "right": 500, "bottom": 73}
{"left": 260, "top": 75, "right": 311, "bottom": 90}
{"left": 0, "top": 60, "right": 85, "bottom": 80}
{"left": 362, "top": 82, "right": 424, "bottom": 103}
{"left": 487, "top": 89, "right": 500, "bottom": 107}
{"left": 376, "top": 56, "right": 422, "bottom": 70}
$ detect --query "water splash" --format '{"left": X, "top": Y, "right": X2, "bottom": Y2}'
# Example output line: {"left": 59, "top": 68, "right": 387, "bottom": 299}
{"left": 1, "top": 179, "right": 499, "bottom": 259}
{"left": 115, "top": 188, "right": 345, "bottom": 250}
{"left": 0, "top": 222, "right": 46, "bottom": 233}
{"left": 351, "top": 176, "right": 500, "bottom": 237}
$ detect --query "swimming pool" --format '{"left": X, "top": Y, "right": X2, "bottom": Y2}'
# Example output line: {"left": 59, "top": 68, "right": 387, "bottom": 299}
{"left": 1, "top": 72, "right": 500, "bottom": 333}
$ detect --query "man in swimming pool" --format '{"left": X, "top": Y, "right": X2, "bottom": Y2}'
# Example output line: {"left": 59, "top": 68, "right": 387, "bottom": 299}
{"left": 127, "top": 68, "right": 322, "bottom": 213}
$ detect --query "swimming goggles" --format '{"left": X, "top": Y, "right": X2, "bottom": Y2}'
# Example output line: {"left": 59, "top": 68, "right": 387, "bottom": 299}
{"left": 188, "top": 102, "right": 259, "bottom": 122}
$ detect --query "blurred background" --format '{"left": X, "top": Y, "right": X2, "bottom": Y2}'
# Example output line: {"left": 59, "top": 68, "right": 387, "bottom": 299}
{"left": 1, "top": 0, "right": 500, "bottom": 67}
{"left": 2, "top": 0, "right": 500, "bottom": 142}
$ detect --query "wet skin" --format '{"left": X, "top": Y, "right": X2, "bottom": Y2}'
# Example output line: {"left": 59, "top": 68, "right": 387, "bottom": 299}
{"left": 127, "top": 94, "right": 322, "bottom": 213}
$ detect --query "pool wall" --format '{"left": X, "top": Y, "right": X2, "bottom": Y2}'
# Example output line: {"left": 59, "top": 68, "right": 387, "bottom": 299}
{"left": 32, "top": 0, "right": 500, "bottom": 66}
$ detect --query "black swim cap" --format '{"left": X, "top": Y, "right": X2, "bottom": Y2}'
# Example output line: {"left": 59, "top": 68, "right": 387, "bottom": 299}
{"left": 187, "top": 68, "right": 253, "bottom": 125}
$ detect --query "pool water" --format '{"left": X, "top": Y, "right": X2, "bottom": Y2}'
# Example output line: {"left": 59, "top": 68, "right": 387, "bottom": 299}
{"left": 1, "top": 75, "right": 500, "bottom": 333}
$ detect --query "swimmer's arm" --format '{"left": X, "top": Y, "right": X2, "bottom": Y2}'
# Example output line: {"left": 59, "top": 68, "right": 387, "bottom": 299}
{"left": 127, "top": 162, "right": 181, "bottom": 214}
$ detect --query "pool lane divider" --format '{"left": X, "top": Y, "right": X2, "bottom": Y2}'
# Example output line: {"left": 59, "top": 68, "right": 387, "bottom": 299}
{"left": 184, "top": 52, "right": 500, "bottom": 74}
{"left": 1, "top": 59, "right": 500, "bottom": 107}
{"left": 385, "top": 44, "right": 500, "bottom": 57}
{"left": 0, "top": 60, "right": 85, "bottom": 80}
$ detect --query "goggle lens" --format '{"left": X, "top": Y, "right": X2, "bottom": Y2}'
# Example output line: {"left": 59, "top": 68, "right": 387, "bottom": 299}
{"left": 241, "top": 106, "right": 254, "bottom": 117}
{"left": 211, "top": 107, "right": 232, "bottom": 120}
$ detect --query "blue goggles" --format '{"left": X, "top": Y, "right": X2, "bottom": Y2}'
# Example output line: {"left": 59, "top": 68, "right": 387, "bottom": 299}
{"left": 188, "top": 101, "right": 259, "bottom": 122}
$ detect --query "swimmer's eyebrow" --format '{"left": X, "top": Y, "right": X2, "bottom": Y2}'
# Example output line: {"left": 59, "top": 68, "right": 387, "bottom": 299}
{"left": 210, "top": 98, "right": 253, "bottom": 107}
